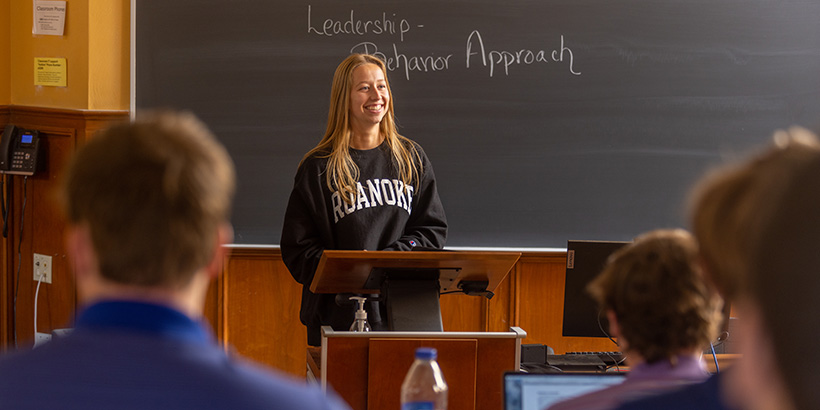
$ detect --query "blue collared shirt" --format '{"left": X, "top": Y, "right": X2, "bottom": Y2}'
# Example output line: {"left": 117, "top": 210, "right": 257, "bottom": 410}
{"left": 0, "top": 300, "right": 353, "bottom": 410}
{"left": 75, "top": 300, "right": 212, "bottom": 345}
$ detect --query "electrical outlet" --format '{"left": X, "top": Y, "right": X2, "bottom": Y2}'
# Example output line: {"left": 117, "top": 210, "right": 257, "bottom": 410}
{"left": 33, "top": 253, "right": 52, "bottom": 284}
{"left": 34, "top": 332, "right": 52, "bottom": 347}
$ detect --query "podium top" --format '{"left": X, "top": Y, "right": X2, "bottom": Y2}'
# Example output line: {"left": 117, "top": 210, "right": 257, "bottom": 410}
{"left": 310, "top": 250, "right": 521, "bottom": 294}
{"left": 320, "top": 325, "right": 528, "bottom": 339}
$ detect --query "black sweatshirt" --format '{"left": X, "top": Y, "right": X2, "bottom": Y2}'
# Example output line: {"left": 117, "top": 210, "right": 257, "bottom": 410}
{"left": 280, "top": 140, "right": 447, "bottom": 345}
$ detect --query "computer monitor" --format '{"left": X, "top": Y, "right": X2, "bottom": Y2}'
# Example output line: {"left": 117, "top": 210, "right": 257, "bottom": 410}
{"left": 561, "top": 240, "right": 629, "bottom": 338}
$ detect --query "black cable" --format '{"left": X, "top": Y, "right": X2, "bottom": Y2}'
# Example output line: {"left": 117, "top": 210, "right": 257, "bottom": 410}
{"left": 12, "top": 176, "right": 28, "bottom": 350}
{"left": 439, "top": 289, "right": 494, "bottom": 299}
{"left": 596, "top": 308, "right": 627, "bottom": 371}
{"left": 1, "top": 174, "right": 9, "bottom": 238}
{"left": 597, "top": 308, "right": 620, "bottom": 348}
{"left": 601, "top": 351, "right": 626, "bottom": 372}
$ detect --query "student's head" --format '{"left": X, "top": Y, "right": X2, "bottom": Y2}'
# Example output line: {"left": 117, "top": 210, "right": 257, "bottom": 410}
{"left": 62, "top": 110, "right": 235, "bottom": 290}
{"left": 690, "top": 127, "right": 820, "bottom": 302}
{"left": 730, "top": 129, "right": 820, "bottom": 410}
{"left": 688, "top": 127, "right": 820, "bottom": 410}
{"left": 587, "top": 229, "right": 722, "bottom": 364}
{"left": 325, "top": 53, "right": 396, "bottom": 143}
{"left": 751, "top": 148, "right": 820, "bottom": 410}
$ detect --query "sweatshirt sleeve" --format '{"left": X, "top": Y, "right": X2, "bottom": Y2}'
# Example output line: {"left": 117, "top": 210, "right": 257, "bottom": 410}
{"left": 280, "top": 159, "right": 333, "bottom": 287}
{"left": 382, "top": 145, "right": 448, "bottom": 251}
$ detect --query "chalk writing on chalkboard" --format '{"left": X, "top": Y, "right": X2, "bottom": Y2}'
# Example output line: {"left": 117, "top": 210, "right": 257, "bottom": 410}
{"left": 308, "top": 5, "right": 581, "bottom": 80}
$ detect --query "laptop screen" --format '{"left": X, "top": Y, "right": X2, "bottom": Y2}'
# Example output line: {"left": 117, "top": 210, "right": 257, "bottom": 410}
{"left": 503, "top": 372, "right": 626, "bottom": 410}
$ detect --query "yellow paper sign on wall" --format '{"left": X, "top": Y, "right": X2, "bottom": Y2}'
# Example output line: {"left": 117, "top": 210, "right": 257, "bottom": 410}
{"left": 34, "top": 57, "right": 67, "bottom": 87}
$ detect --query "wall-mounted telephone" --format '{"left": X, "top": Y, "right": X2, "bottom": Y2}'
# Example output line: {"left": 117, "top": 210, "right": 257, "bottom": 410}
{"left": 1, "top": 124, "right": 41, "bottom": 176}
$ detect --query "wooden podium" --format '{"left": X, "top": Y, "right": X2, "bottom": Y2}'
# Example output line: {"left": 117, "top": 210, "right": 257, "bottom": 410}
{"left": 309, "top": 250, "right": 524, "bottom": 410}
{"left": 314, "top": 326, "right": 527, "bottom": 410}
{"left": 311, "top": 250, "right": 521, "bottom": 330}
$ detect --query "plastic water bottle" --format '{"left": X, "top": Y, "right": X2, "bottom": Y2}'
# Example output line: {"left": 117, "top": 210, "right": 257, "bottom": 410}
{"left": 400, "top": 347, "right": 448, "bottom": 410}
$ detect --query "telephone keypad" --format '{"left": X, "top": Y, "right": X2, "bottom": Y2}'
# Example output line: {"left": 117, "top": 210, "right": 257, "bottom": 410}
{"left": 11, "top": 151, "right": 34, "bottom": 171}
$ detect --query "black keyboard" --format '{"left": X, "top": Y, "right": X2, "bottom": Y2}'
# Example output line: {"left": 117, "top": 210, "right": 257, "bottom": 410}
{"left": 598, "top": 352, "right": 626, "bottom": 366}
{"left": 546, "top": 354, "right": 606, "bottom": 369}
{"left": 547, "top": 352, "right": 624, "bottom": 370}
{"left": 563, "top": 351, "right": 626, "bottom": 367}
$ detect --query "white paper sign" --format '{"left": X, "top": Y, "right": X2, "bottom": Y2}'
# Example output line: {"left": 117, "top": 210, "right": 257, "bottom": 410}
{"left": 33, "top": 0, "right": 67, "bottom": 36}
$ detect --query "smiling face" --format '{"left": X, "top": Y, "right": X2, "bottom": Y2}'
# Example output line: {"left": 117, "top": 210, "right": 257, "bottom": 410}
{"left": 348, "top": 63, "right": 390, "bottom": 135}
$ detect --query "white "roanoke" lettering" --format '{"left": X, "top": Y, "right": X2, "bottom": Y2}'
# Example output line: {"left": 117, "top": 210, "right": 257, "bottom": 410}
{"left": 332, "top": 178, "right": 415, "bottom": 222}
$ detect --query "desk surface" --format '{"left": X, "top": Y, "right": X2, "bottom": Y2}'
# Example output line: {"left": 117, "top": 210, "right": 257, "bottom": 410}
{"left": 705, "top": 353, "right": 741, "bottom": 373}
{"left": 311, "top": 349, "right": 740, "bottom": 377}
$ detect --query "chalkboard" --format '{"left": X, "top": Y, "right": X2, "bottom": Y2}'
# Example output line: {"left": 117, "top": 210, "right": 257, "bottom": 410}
{"left": 135, "top": 0, "right": 820, "bottom": 247}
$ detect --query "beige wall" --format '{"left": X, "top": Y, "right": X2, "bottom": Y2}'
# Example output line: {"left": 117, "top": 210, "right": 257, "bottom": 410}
{"left": 7, "top": 0, "right": 128, "bottom": 110}
{"left": 87, "top": 0, "right": 129, "bottom": 110}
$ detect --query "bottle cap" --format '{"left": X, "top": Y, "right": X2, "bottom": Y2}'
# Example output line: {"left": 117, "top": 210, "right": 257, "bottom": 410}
{"left": 415, "top": 347, "right": 437, "bottom": 360}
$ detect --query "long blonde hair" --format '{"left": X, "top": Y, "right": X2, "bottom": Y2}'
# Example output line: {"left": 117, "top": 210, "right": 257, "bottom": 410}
{"left": 302, "top": 54, "right": 421, "bottom": 204}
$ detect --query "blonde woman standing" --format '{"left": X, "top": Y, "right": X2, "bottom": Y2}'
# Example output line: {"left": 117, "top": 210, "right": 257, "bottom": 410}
{"left": 281, "top": 54, "right": 448, "bottom": 346}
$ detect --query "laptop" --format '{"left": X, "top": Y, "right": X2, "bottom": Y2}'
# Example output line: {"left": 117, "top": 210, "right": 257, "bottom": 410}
{"left": 503, "top": 372, "right": 626, "bottom": 410}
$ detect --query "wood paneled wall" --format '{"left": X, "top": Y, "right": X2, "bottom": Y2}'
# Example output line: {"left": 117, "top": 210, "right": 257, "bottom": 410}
{"left": 217, "top": 248, "right": 307, "bottom": 375}
{"left": 0, "top": 106, "right": 129, "bottom": 349}
{"left": 215, "top": 248, "right": 618, "bottom": 377}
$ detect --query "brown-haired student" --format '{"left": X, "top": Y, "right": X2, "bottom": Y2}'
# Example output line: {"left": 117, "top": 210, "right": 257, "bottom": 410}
{"left": 618, "top": 127, "right": 820, "bottom": 410}
{"left": 549, "top": 229, "right": 723, "bottom": 410}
